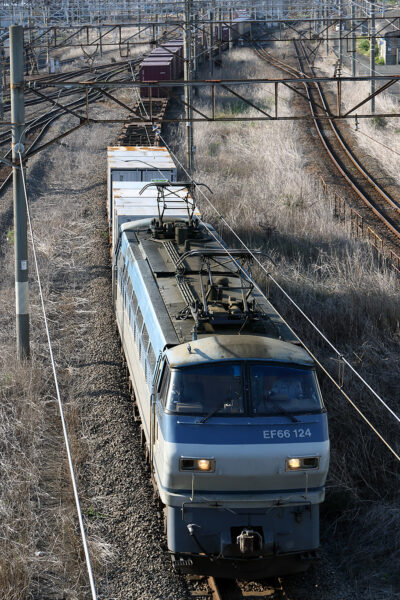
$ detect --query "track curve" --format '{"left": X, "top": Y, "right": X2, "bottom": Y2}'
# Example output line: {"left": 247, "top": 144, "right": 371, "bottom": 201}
{"left": 254, "top": 43, "right": 400, "bottom": 250}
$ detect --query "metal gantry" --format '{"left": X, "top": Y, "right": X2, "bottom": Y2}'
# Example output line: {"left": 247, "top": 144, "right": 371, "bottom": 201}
{"left": 4, "top": 1, "right": 400, "bottom": 358}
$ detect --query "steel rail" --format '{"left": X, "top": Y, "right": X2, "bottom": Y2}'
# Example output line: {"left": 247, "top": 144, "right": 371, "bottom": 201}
{"left": 2, "top": 65, "right": 126, "bottom": 143}
{"left": 254, "top": 44, "right": 400, "bottom": 243}
{"left": 0, "top": 59, "right": 142, "bottom": 145}
{"left": 294, "top": 40, "right": 400, "bottom": 242}
{"left": 206, "top": 577, "right": 289, "bottom": 599}
{"left": 1, "top": 59, "right": 143, "bottom": 117}
{"left": 296, "top": 40, "right": 400, "bottom": 218}
{"left": 0, "top": 62, "right": 134, "bottom": 195}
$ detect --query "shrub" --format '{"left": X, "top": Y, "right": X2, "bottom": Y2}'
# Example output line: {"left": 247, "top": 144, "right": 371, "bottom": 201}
{"left": 371, "top": 115, "right": 387, "bottom": 128}
{"left": 358, "top": 37, "right": 370, "bottom": 54}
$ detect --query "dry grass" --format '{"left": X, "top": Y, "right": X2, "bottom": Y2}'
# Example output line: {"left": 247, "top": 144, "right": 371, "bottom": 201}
{"left": 186, "top": 47, "right": 400, "bottom": 596}
{"left": 0, "top": 345, "right": 89, "bottom": 599}
{"left": 1, "top": 41, "right": 399, "bottom": 598}
{"left": 0, "top": 118, "right": 119, "bottom": 598}
{"left": 314, "top": 52, "right": 400, "bottom": 186}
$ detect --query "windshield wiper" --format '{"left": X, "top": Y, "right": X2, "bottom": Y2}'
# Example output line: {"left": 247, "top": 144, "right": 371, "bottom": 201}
{"left": 272, "top": 401, "right": 300, "bottom": 422}
{"left": 199, "top": 398, "right": 230, "bottom": 424}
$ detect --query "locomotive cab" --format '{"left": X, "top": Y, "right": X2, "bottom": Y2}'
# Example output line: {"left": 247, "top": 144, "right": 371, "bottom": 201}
{"left": 151, "top": 336, "right": 330, "bottom": 578}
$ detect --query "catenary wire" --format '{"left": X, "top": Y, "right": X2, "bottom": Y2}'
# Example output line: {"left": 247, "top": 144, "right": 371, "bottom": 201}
{"left": 18, "top": 150, "right": 98, "bottom": 600}
{"left": 129, "top": 46, "right": 400, "bottom": 459}
{"left": 330, "top": 5, "right": 400, "bottom": 93}
{"left": 157, "top": 133, "right": 400, "bottom": 424}
{"left": 352, "top": 125, "right": 400, "bottom": 156}
{"left": 322, "top": 14, "right": 400, "bottom": 162}
{"left": 191, "top": 215, "right": 400, "bottom": 462}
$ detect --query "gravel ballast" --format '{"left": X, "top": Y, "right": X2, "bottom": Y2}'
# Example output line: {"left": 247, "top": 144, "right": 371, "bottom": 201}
{"left": 0, "top": 79, "right": 377, "bottom": 599}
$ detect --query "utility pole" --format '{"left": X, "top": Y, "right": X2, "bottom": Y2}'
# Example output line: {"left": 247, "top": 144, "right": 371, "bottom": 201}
{"left": 325, "top": 3, "right": 329, "bottom": 56}
{"left": 46, "top": 5, "right": 50, "bottom": 74}
{"left": 338, "top": 0, "right": 343, "bottom": 70}
{"left": 10, "top": 25, "right": 29, "bottom": 360}
{"left": 229, "top": 6, "right": 233, "bottom": 51}
{"left": 155, "top": 12, "right": 159, "bottom": 41}
{"left": 351, "top": 0, "right": 356, "bottom": 77}
{"left": 209, "top": 0, "right": 214, "bottom": 76}
{"left": 0, "top": 42, "right": 3, "bottom": 122}
{"left": 183, "top": 0, "right": 193, "bottom": 171}
{"left": 370, "top": 1, "right": 375, "bottom": 114}
{"left": 217, "top": 5, "right": 221, "bottom": 63}
{"left": 192, "top": 4, "right": 198, "bottom": 77}
{"left": 99, "top": 23, "right": 103, "bottom": 58}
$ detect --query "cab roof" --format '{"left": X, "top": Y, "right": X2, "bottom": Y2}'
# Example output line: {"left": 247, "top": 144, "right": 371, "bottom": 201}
{"left": 165, "top": 335, "right": 314, "bottom": 368}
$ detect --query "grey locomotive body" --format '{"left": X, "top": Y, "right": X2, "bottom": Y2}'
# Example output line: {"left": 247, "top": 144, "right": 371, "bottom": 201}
{"left": 109, "top": 148, "right": 330, "bottom": 578}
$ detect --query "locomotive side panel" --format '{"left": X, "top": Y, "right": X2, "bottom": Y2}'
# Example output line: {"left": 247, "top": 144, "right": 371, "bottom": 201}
{"left": 108, "top": 147, "right": 330, "bottom": 579}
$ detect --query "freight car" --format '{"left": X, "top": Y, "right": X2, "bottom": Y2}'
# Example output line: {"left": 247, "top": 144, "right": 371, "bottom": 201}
{"left": 138, "top": 15, "right": 253, "bottom": 99}
{"left": 232, "top": 11, "right": 252, "bottom": 42}
{"left": 139, "top": 39, "right": 185, "bottom": 98}
{"left": 108, "top": 146, "right": 330, "bottom": 578}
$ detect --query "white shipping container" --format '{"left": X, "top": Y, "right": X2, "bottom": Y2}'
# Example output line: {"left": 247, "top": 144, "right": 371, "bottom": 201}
{"left": 107, "top": 146, "right": 178, "bottom": 223}
{"left": 111, "top": 182, "right": 200, "bottom": 250}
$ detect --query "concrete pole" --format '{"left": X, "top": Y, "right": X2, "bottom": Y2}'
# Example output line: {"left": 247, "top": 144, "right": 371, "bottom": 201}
{"left": 217, "top": 6, "right": 221, "bottom": 61}
{"left": 10, "top": 25, "right": 29, "bottom": 360}
{"left": 193, "top": 6, "right": 198, "bottom": 77}
{"left": 351, "top": 0, "right": 356, "bottom": 77}
{"left": 338, "top": 0, "right": 343, "bottom": 71}
{"left": 311, "top": 2, "right": 318, "bottom": 33}
{"left": 183, "top": 0, "right": 193, "bottom": 171}
{"left": 155, "top": 12, "right": 159, "bottom": 40}
{"left": 229, "top": 7, "right": 233, "bottom": 51}
{"left": 209, "top": 4, "right": 214, "bottom": 75}
{"left": 325, "top": 4, "right": 329, "bottom": 56}
{"left": 99, "top": 24, "right": 103, "bottom": 58}
{"left": 370, "top": 1, "right": 375, "bottom": 113}
{"left": 0, "top": 43, "right": 3, "bottom": 122}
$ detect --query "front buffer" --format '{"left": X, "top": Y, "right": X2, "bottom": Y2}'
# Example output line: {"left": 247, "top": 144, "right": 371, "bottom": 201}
{"left": 168, "top": 502, "right": 320, "bottom": 579}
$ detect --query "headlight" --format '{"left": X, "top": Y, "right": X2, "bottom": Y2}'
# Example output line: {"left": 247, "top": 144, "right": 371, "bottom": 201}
{"left": 179, "top": 458, "right": 215, "bottom": 472}
{"left": 286, "top": 457, "right": 319, "bottom": 471}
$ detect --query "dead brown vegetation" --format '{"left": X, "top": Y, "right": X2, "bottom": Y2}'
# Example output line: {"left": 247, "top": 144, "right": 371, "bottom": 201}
{"left": 0, "top": 117, "right": 119, "bottom": 599}
{"left": 187, "top": 48, "right": 400, "bottom": 597}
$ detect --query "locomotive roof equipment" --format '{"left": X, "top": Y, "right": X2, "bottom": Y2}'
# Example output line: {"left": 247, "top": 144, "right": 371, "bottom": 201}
{"left": 109, "top": 146, "right": 330, "bottom": 579}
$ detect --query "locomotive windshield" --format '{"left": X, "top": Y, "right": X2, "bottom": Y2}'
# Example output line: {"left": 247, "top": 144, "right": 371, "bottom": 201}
{"left": 161, "top": 362, "right": 323, "bottom": 417}
{"left": 165, "top": 363, "right": 244, "bottom": 415}
{"left": 250, "top": 364, "right": 322, "bottom": 415}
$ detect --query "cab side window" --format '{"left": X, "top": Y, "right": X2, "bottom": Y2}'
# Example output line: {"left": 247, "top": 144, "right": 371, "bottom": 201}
{"left": 157, "top": 363, "right": 171, "bottom": 409}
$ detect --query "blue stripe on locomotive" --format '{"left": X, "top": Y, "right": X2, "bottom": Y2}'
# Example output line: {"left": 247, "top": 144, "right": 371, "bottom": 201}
{"left": 156, "top": 409, "right": 328, "bottom": 445}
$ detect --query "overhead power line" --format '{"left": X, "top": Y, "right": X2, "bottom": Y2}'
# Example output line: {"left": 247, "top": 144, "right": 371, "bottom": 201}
{"left": 18, "top": 149, "right": 98, "bottom": 600}
{"left": 130, "top": 71, "right": 400, "bottom": 461}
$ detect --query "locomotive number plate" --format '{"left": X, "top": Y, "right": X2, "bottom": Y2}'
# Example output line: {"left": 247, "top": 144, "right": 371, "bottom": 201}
{"left": 263, "top": 428, "right": 312, "bottom": 440}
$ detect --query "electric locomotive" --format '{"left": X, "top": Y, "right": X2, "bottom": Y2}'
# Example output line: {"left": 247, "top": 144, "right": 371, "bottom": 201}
{"left": 109, "top": 147, "right": 330, "bottom": 579}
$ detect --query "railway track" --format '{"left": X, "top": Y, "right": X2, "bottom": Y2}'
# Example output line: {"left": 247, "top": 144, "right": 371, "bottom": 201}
{"left": 0, "top": 59, "right": 139, "bottom": 116}
{"left": 188, "top": 576, "right": 291, "bottom": 599}
{"left": 0, "top": 60, "right": 140, "bottom": 195}
{"left": 0, "top": 60, "right": 142, "bottom": 148}
{"left": 254, "top": 42, "right": 400, "bottom": 256}
{"left": 118, "top": 98, "right": 168, "bottom": 145}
